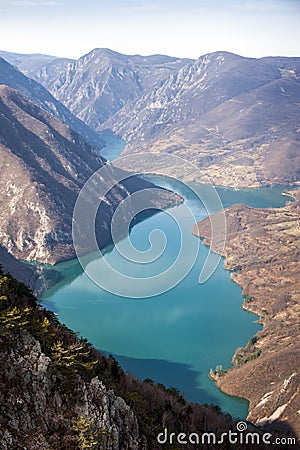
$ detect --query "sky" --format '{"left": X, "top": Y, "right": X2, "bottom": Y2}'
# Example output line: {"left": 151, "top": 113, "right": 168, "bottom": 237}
{"left": 0, "top": 0, "right": 299, "bottom": 60}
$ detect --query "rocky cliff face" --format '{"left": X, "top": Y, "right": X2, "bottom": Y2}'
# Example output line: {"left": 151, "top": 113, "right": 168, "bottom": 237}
{"left": 107, "top": 52, "right": 281, "bottom": 142}
{"left": 0, "top": 331, "right": 144, "bottom": 450}
{"left": 0, "top": 268, "right": 146, "bottom": 450}
{"left": 0, "top": 83, "right": 104, "bottom": 264}
{"left": 193, "top": 191, "right": 300, "bottom": 439}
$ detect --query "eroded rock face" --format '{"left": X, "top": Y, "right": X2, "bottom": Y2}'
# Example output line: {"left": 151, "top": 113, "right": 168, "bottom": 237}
{"left": 193, "top": 193, "right": 300, "bottom": 438}
{"left": 0, "top": 331, "right": 146, "bottom": 450}
{"left": 0, "top": 84, "right": 101, "bottom": 264}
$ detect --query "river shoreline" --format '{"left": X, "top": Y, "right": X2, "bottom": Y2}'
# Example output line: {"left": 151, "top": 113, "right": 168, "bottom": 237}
{"left": 193, "top": 193, "right": 300, "bottom": 437}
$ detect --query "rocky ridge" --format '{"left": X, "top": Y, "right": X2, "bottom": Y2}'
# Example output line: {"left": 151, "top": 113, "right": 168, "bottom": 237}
{"left": 119, "top": 76, "right": 300, "bottom": 187}
{"left": 0, "top": 84, "right": 180, "bottom": 266}
{"left": 0, "top": 56, "right": 104, "bottom": 150}
{"left": 107, "top": 52, "right": 281, "bottom": 142}
{"left": 193, "top": 189, "right": 300, "bottom": 438}
{"left": 0, "top": 269, "right": 145, "bottom": 450}
{"left": 0, "top": 49, "right": 69, "bottom": 80}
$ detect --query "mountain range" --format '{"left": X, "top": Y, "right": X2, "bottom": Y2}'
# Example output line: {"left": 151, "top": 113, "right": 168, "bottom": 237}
{"left": 107, "top": 51, "right": 300, "bottom": 187}
{"left": 3, "top": 48, "right": 299, "bottom": 188}
{"left": 2, "top": 48, "right": 191, "bottom": 130}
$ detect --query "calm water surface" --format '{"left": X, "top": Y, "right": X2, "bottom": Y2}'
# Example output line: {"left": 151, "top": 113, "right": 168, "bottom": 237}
{"left": 42, "top": 173, "right": 293, "bottom": 419}
{"left": 99, "top": 130, "right": 126, "bottom": 161}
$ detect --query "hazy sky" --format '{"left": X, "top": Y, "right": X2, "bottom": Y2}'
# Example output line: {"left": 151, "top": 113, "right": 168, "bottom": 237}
{"left": 0, "top": 0, "right": 299, "bottom": 59}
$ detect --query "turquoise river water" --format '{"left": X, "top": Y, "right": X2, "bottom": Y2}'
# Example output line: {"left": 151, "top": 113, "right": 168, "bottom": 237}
{"left": 42, "top": 163, "right": 293, "bottom": 420}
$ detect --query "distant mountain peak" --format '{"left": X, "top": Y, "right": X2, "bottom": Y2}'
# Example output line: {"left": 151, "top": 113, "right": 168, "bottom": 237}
{"left": 81, "top": 47, "right": 129, "bottom": 63}
{"left": 14, "top": 48, "right": 190, "bottom": 129}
